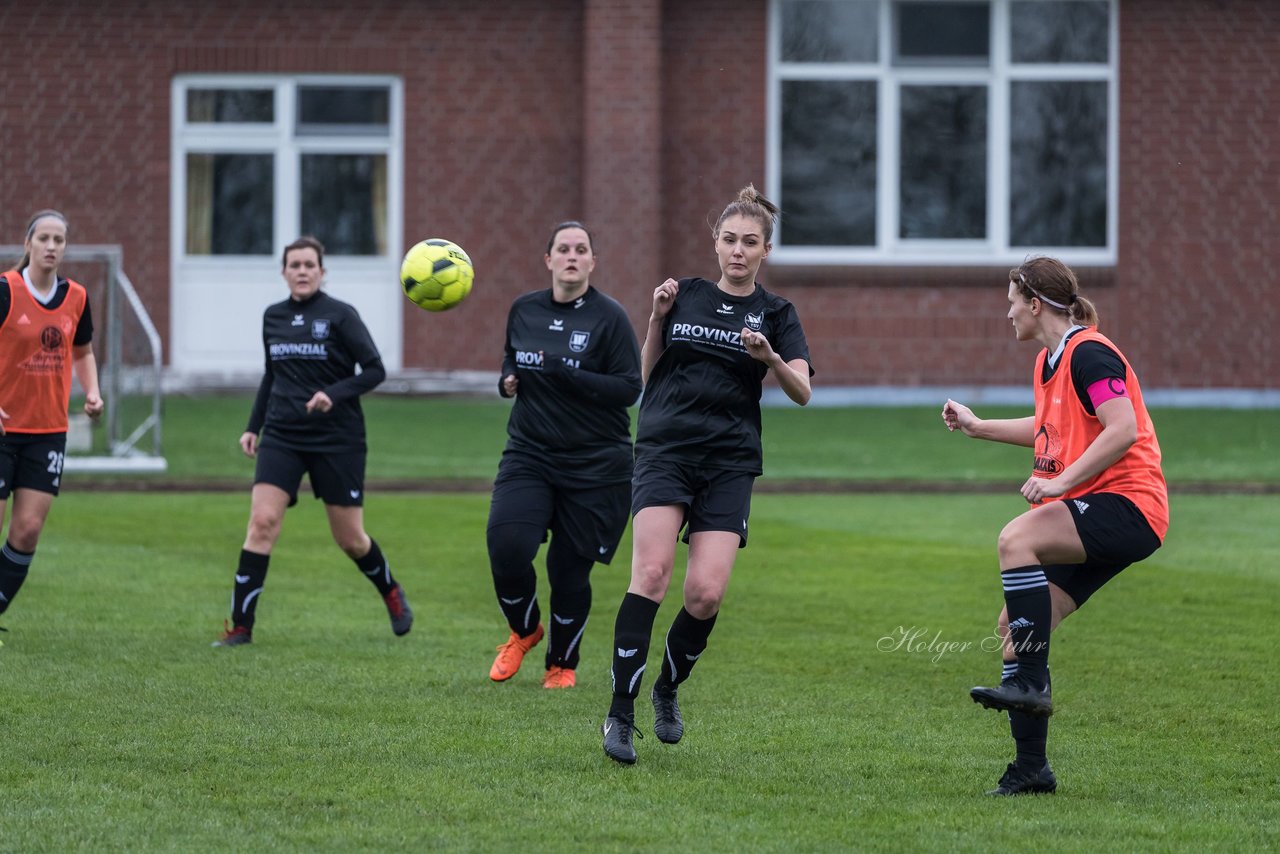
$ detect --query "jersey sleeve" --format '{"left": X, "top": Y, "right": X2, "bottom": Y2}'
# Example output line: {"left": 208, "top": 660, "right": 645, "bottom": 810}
{"left": 73, "top": 294, "right": 94, "bottom": 346}
{"left": 499, "top": 301, "right": 519, "bottom": 396}
{"left": 324, "top": 305, "right": 384, "bottom": 404}
{"left": 771, "top": 301, "right": 814, "bottom": 376}
{"left": 547, "top": 304, "right": 642, "bottom": 407}
{"left": 1070, "top": 341, "right": 1126, "bottom": 415}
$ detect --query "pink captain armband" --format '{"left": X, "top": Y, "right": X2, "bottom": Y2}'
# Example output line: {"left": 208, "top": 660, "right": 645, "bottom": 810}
{"left": 1087, "top": 377, "right": 1129, "bottom": 409}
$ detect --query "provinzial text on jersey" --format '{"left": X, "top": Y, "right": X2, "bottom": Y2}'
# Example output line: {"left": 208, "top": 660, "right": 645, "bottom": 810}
{"left": 270, "top": 342, "right": 329, "bottom": 359}
{"left": 670, "top": 323, "right": 743, "bottom": 345}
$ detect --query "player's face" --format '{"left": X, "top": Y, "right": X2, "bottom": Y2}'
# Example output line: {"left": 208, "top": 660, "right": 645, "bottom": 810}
{"left": 545, "top": 227, "right": 595, "bottom": 288}
{"left": 25, "top": 217, "right": 67, "bottom": 276}
{"left": 715, "top": 214, "right": 770, "bottom": 288}
{"left": 1007, "top": 280, "right": 1036, "bottom": 341}
{"left": 283, "top": 248, "right": 324, "bottom": 300}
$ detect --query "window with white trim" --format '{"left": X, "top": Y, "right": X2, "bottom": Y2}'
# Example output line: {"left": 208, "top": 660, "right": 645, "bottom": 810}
{"left": 768, "top": 0, "right": 1116, "bottom": 266}
{"left": 176, "top": 77, "right": 399, "bottom": 258}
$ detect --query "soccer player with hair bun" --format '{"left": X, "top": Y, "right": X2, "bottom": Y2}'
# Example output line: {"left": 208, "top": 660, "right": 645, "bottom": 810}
{"left": 0, "top": 210, "right": 104, "bottom": 628}
{"left": 211, "top": 236, "right": 412, "bottom": 647}
{"left": 486, "top": 221, "right": 641, "bottom": 690}
{"left": 600, "top": 184, "right": 813, "bottom": 765}
{"left": 942, "top": 255, "right": 1169, "bottom": 796}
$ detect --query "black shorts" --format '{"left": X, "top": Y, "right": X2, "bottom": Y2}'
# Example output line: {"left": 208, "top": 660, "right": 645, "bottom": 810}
{"left": 487, "top": 454, "right": 630, "bottom": 564}
{"left": 631, "top": 457, "right": 755, "bottom": 548}
{"left": 1043, "top": 492, "right": 1162, "bottom": 607}
{"left": 0, "top": 433, "right": 67, "bottom": 499}
{"left": 254, "top": 445, "right": 366, "bottom": 507}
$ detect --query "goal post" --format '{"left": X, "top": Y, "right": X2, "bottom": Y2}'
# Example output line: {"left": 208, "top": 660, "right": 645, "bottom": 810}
{"left": 1, "top": 244, "right": 166, "bottom": 473}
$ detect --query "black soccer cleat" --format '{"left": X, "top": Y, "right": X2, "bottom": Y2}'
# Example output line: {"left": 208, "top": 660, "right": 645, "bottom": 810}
{"left": 987, "top": 762, "right": 1058, "bottom": 796}
{"left": 970, "top": 675, "right": 1053, "bottom": 718}
{"left": 383, "top": 584, "right": 413, "bottom": 636}
{"left": 651, "top": 682, "right": 684, "bottom": 744}
{"left": 602, "top": 713, "right": 642, "bottom": 765}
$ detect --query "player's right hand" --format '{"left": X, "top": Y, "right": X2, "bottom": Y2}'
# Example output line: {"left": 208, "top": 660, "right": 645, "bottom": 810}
{"left": 941, "top": 399, "right": 978, "bottom": 436}
{"left": 651, "top": 278, "right": 679, "bottom": 320}
{"left": 239, "top": 431, "right": 258, "bottom": 458}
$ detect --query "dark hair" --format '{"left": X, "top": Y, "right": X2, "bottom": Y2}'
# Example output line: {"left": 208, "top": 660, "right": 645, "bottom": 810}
{"left": 282, "top": 236, "right": 325, "bottom": 269}
{"left": 712, "top": 184, "right": 780, "bottom": 244}
{"left": 19, "top": 209, "right": 69, "bottom": 271}
{"left": 545, "top": 220, "right": 595, "bottom": 255}
{"left": 1009, "top": 256, "right": 1099, "bottom": 326}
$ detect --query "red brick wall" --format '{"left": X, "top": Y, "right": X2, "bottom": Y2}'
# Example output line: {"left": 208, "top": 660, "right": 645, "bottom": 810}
{"left": 1, "top": 0, "right": 1274, "bottom": 389}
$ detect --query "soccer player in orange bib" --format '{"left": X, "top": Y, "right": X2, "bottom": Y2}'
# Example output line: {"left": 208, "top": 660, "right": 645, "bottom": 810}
{"left": 942, "top": 256, "right": 1169, "bottom": 796}
{"left": 0, "top": 210, "right": 104, "bottom": 629}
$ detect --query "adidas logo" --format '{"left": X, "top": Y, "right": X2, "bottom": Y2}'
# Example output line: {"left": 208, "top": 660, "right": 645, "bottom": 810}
{"left": 18, "top": 313, "right": 31, "bottom": 325}
{"left": 616, "top": 647, "right": 638, "bottom": 658}
{"left": 1074, "top": 499, "right": 1090, "bottom": 514}
{"left": 1008, "top": 617, "right": 1034, "bottom": 631}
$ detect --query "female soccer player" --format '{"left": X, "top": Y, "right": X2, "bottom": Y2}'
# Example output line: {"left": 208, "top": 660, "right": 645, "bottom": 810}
{"left": 601, "top": 185, "right": 813, "bottom": 764}
{"left": 212, "top": 237, "right": 412, "bottom": 646}
{"left": 0, "top": 210, "right": 104, "bottom": 628}
{"left": 486, "top": 221, "right": 641, "bottom": 689}
{"left": 941, "top": 256, "right": 1168, "bottom": 796}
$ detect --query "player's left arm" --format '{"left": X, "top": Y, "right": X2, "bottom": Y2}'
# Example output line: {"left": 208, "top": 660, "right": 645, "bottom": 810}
{"left": 314, "top": 312, "right": 384, "bottom": 412}
{"left": 72, "top": 343, "right": 104, "bottom": 419}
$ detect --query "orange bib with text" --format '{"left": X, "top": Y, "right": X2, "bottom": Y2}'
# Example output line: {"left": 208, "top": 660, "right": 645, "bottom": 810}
{"left": 0, "top": 270, "right": 88, "bottom": 433}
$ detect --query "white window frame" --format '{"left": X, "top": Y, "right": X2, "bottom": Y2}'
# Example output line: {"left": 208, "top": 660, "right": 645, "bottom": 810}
{"left": 766, "top": 0, "right": 1118, "bottom": 267}
{"left": 169, "top": 74, "right": 405, "bottom": 373}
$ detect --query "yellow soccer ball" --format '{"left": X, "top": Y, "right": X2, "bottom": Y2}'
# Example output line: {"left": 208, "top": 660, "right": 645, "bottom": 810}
{"left": 401, "top": 239, "right": 474, "bottom": 312}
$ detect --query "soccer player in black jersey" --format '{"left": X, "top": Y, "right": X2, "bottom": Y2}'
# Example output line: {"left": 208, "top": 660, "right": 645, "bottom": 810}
{"left": 942, "top": 256, "right": 1168, "bottom": 796}
{"left": 0, "top": 210, "right": 103, "bottom": 631}
{"left": 601, "top": 186, "right": 813, "bottom": 764}
{"left": 212, "top": 237, "right": 412, "bottom": 647}
{"left": 487, "top": 222, "right": 641, "bottom": 689}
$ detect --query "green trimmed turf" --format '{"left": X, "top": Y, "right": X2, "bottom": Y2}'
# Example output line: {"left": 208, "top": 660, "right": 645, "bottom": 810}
{"left": 2, "top": 491, "right": 1277, "bottom": 850}
{"left": 78, "top": 395, "right": 1280, "bottom": 485}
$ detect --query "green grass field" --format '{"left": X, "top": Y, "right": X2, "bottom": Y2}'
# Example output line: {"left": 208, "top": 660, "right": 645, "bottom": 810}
{"left": 5, "top": 400, "right": 1278, "bottom": 851}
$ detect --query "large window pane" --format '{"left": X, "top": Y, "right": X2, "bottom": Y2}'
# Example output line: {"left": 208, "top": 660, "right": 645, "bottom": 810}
{"left": 900, "top": 85, "right": 987, "bottom": 239}
{"left": 1011, "top": 1, "right": 1108, "bottom": 63}
{"left": 297, "top": 86, "right": 390, "bottom": 135}
{"left": 781, "top": 80, "right": 877, "bottom": 246}
{"left": 896, "top": 1, "right": 989, "bottom": 65}
{"left": 781, "top": 0, "right": 879, "bottom": 62}
{"left": 187, "top": 89, "right": 274, "bottom": 123}
{"left": 301, "top": 154, "right": 388, "bottom": 256}
{"left": 185, "top": 153, "right": 273, "bottom": 255}
{"left": 1010, "top": 81, "right": 1107, "bottom": 246}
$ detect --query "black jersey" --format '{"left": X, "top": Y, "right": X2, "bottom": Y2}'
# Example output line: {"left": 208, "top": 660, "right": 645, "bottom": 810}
{"left": 0, "top": 273, "right": 93, "bottom": 345}
{"left": 1041, "top": 328, "right": 1126, "bottom": 416}
{"left": 636, "top": 277, "right": 812, "bottom": 474}
{"left": 247, "top": 290, "right": 385, "bottom": 453}
{"left": 500, "top": 285, "right": 641, "bottom": 485}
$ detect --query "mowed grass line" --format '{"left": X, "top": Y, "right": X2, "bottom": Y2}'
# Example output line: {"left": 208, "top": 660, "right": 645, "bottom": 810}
{"left": 2, "top": 492, "right": 1276, "bottom": 851}
{"left": 90, "top": 395, "right": 1280, "bottom": 485}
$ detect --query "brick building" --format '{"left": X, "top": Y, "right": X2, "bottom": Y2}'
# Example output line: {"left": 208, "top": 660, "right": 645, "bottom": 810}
{"left": 1, "top": 0, "right": 1275, "bottom": 392}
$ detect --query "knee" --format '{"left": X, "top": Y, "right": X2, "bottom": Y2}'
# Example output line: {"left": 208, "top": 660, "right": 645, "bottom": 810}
{"left": 996, "top": 522, "right": 1026, "bottom": 566}
{"left": 246, "top": 510, "right": 283, "bottom": 547}
{"left": 5, "top": 523, "right": 42, "bottom": 553}
{"left": 682, "top": 582, "right": 724, "bottom": 619}
{"left": 333, "top": 532, "right": 368, "bottom": 559}
{"left": 629, "top": 558, "right": 672, "bottom": 600}
{"left": 487, "top": 524, "right": 540, "bottom": 577}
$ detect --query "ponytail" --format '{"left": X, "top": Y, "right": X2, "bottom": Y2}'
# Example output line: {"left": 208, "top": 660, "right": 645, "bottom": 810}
{"left": 1010, "top": 256, "right": 1099, "bottom": 326}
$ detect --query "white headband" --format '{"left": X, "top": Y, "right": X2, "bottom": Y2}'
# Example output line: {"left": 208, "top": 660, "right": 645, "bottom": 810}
{"left": 1019, "top": 272, "right": 1071, "bottom": 311}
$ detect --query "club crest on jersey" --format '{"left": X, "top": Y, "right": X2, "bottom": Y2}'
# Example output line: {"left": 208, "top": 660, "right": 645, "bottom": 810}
{"left": 312, "top": 319, "right": 330, "bottom": 340}
{"left": 568, "top": 330, "right": 590, "bottom": 352}
{"left": 744, "top": 312, "right": 764, "bottom": 331}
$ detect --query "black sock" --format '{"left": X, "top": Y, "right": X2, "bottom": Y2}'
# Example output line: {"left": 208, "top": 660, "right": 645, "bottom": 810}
{"left": 1002, "top": 565, "right": 1051, "bottom": 685}
{"left": 231, "top": 550, "right": 269, "bottom": 630}
{"left": 547, "top": 586, "right": 591, "bottom": 670}
{"left": 0, "top": 541, "right": 34, "bottom": 616}
{"left": 1011, "top": 670, "right": 1051, "bottom": 769}
{"left": 355, "top": 538, "right": 396, "bottom": 596}
{"left": 488, "top": 523, "right": 542, "bottom": 636}
{"left": 657, "top": 607, "right": 718, "bottom": 688}
{"left": 609, "top": 592, "right": 661, "bottom": 717}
